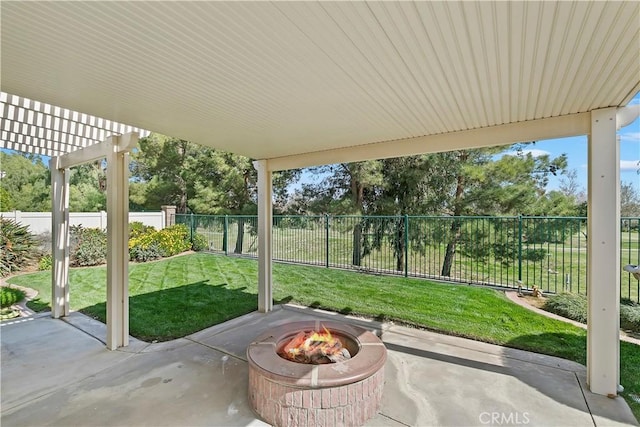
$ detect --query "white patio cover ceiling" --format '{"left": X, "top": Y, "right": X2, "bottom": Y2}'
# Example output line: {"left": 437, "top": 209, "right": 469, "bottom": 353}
{"left": 1, "top": 1, "right": 639, "bottom": 165}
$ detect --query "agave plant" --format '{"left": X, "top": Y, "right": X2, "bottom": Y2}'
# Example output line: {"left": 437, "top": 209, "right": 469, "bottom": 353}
{"left": 0, "top": 218, "right": 36, "bottom": 276}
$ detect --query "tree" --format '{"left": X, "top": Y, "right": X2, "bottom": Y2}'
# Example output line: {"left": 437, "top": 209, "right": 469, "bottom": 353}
{"left": 130, "top": 135, "right": 205, "bottom": 213}
{"left": 68, "top": 161, "right": 106, "bottom": 211}
{"left": 0, "top": 187, "right": 14, "bottom": 211}
{"left": 131, "top": 134, "right": 300, "bottom": 253}
{"left": 528, "top": 190, "right": 581, "bottom": 216}
{"left": 190, "top": 152, "right": 257, "bottom": 254}
{"left": 189, "top": 152, "right": 256, "bottom": 215}
{"left": 341, "top": 162, "right": 383, "bottom": 265}
{"left": 188, "top": 152, "right": 299, "bottom": 253}
{"left": 290, "top": 162, "right": 382, "bottom": 265}
{"left": 370, "top": 154, "right": 458, "bottom": 271}
{"left": 621, "top": 182, "right": 640, "bottom": 217}
{"left": 1, "top": 151, "right": 108, "bottom": 212}
{"left": 0, "top": 151, "right": 50, "bottom": 211}
{"left": 291, "top": 144, "right": 570, "bottom": 272}
{"left": 429, "top": 145, "right": 569, "bottom": 277}
{"left": 558, "top": 169, "right": 586, "bottom": 202}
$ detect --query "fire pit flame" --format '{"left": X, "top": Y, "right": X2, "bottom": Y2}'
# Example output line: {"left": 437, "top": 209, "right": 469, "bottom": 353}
{"left": 279, "top": 326, "right": 351, "bottom": 364}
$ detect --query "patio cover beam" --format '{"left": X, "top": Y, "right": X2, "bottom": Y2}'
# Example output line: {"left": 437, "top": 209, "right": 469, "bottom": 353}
{"left": 267, "top": 112, "right": 591, "bottom": 171}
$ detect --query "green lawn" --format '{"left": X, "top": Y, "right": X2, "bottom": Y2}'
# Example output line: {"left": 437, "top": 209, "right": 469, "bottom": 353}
{"left": 7, "top": 252, "right": 640, "bottom": 419}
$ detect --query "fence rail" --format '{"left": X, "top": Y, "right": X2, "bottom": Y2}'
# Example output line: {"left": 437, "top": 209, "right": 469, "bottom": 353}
{"left": 176, "top": 214, "right": 640, "bottom": 303}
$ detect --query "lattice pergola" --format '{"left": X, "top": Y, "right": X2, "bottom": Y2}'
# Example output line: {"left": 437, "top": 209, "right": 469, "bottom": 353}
{"left": 1, "top": 1, "right": 639, "bottom": 398}
{"left": 1, "top": 92, "right": 149, "bottom": 157}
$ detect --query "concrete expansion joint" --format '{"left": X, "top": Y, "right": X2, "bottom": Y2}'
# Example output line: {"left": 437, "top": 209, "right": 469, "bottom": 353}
{"left": 575, "top": 372, "right": 597, "bottom": 427}
{"left": 184, "top": 337, "right": 248, "bottom": 362}
{"left": 61, "top": 315, "right": 109, "bottom": 345}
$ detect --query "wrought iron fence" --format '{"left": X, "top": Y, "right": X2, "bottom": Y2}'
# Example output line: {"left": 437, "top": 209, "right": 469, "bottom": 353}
{"left": 176, "top": 214, "right": 640, "bottom": 302}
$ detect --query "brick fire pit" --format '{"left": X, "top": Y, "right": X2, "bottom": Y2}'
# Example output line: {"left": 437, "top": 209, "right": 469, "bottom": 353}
{"left": 247, "top": 320, "right": 386, "bottom": 426}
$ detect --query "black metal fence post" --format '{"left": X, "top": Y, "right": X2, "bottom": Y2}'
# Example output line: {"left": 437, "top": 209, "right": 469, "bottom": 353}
{"left": 190, "top": 213, "right": 195, "bottom": 244}
{"left": 223, "top": 215, "right": 228, "bottom": 255}
{"left": 518, "top": 215, "right": 523, "bottom": 282}
{"left": 325, "top": 214, "right": 330, "bottom": 268}
{"left": 404, "top": 214, "right": 409, "bottom": 278}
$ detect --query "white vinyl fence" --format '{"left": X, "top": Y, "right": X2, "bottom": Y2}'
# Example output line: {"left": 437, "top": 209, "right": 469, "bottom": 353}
{"left": 1, "top": 210, "right": 165, "bottom": 234}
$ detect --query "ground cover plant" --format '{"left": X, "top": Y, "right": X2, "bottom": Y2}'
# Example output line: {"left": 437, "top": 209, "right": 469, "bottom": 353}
{"left": 0, "top": 286, "right": 25, "bottom": 320}
{"left": 8, "top": 253, "right": 639, "bottom": 419}
{"left": 544, "top": 292, "right": 640, "bottom": 333}
{"left": 1, "top": 286, "right": 25, "bottom": 307}
{"left": 0, "top": 218, "right": 36, "bottom": 276}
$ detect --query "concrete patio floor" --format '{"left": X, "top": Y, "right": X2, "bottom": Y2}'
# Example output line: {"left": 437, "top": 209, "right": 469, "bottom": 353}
{"left": 1, "top": 304, "right": 637, "bottom": 427}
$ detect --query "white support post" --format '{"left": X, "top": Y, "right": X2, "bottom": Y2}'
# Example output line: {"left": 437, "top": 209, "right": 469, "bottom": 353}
{"left": 105, "top": 135, "right": 134, "bottom": 349}
{"left": 254, "top": 160, "right": 273, "bottom": 313}
{"left": 587, "top": 107, "right": 620, "bottom": 396}
{"left": 50, "top": 157, "right": 69, "bottom": 318}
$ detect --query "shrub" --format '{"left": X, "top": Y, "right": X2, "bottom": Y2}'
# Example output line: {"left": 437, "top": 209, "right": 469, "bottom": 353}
{"left": 33, "top": 231, "right": 51, "bottom": 255}
{"left": 129, "top": 243, "right": 163, "bottom": 262}
{"left": 38, "top": 254, "right": 52, "bottom": 270}
{"left": 0, "top": 219, "right": 36, "bottom": 276}
{"left": 0, "top": 286, "right": 26, "bottom": 308}
{"left": 70, "top": 225, "right": 107, "bottom": 267}
{"left": 155, "top": 224, "right": 192, "bottom": 256}
{"left": 544, "top": 293, "right": 640, "bottom": 333}
{"left": 192, "top": 233, "right": 208, "bottom": 252}
{"left": 129, "top": 221, "right": 156, "bottom": 239}
{"left": 620, "top": 299, "right": 640, "bottom": 333}
{"left": 543, "top": 292, "right": 587, "bottom": 323}
{"left": 129, "top": 224, "right": 191, "bottom": 261}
